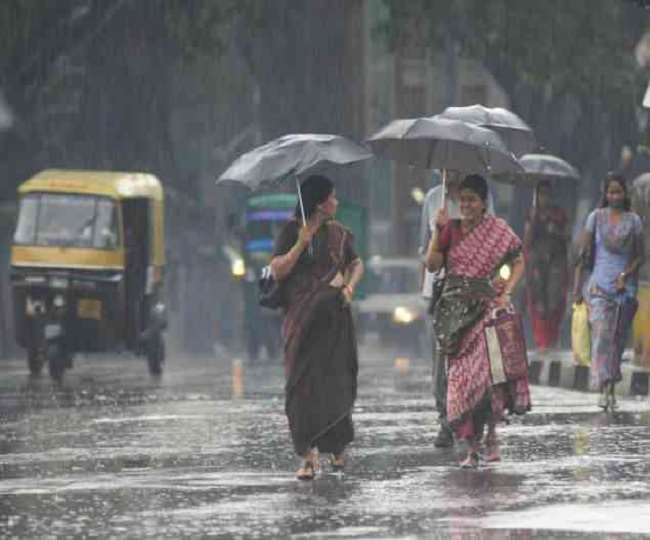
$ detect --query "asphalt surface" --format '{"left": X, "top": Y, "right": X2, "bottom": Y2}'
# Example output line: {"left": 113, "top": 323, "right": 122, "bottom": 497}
{"left": 1, "top": 344, "right": 650, "bottom": 538}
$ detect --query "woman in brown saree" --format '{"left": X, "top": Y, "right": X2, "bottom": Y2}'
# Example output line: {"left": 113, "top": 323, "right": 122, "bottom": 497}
{"left": 270, "top": 175, "right": 364, "bottom": 480}
{"left": 425, "top": 174, "right": 531, "bottom": 468}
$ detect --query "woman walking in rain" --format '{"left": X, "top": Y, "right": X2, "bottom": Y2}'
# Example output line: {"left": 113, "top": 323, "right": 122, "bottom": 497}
{"left": 425, "top": 174, "right": 531, "bottom": 468}
{"left": 270, "top": 174, "right": 364, "bottom": 480}
{"left": 523, "top": 180, "right": 570, "bottom": 351}
{"left": 573, "top": 173, "right": 645, "bottom": 410}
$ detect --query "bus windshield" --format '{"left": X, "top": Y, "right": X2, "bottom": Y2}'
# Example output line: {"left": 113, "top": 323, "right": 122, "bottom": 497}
{"left": 14, "top": 193, "right": 120, "bottom": 249}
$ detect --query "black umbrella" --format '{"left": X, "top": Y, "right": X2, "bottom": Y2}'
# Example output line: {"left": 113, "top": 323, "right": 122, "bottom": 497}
{"left": 439, "top": 104, "right": 536, "bottom": 157}
{"left": 217, "top": 133, "right": 372, "bottom": 225}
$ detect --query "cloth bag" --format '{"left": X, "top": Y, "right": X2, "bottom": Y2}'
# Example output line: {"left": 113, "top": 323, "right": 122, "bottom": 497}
{"left": 484, "top": 305, "right": 529, "bottom": 385}
{"left": 571, "top": 302, "right": 591, "bottom": 366}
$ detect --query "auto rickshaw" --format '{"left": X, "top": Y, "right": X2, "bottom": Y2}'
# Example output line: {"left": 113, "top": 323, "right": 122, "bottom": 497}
{"left": 10, "top": 169, "right": 167, "bottom": 378}
{"left": 631, "top": 173, "right": 650, "bottom": 367}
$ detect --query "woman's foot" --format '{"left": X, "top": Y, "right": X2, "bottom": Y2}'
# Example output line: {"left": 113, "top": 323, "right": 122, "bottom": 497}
{"left": 609, "top": 383, "right": 618, "bottom": 411}
{"left": 296, "top": 449, "right": 319, "bottom": 480}
{"left": 459, "top": 451, "right": 480, "bottom": 469}
{"left": 296, "top": 460, "right": 316, "bottom": 480}
{"left": 598, "top": 387, "right": 610, "bottom": 411}
{"left": 484, "top": 437, "right": 501, "bottom": 463}
{"left": 330, "top": 453, "right": 345, "bottom": 471}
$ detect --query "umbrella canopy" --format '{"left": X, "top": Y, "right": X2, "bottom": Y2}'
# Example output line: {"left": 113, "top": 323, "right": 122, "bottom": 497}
{"left": 367, "top": 116, "right": 522, "bottom": 175}
{"left": 216, "top": 133, "right": 372, "bottom": 190}
{"left": 518, "top": 153, "right": 580, "bottom": 182}
{"left": 439, "top": 104, "right": 536, "bottom": 157}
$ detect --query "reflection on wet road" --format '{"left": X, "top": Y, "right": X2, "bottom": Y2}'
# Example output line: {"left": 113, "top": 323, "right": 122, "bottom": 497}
{"left": 1, "top": 349, "right": 650, "bottom": 538}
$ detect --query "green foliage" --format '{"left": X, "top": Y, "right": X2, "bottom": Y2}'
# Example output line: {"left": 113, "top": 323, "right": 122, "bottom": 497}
{"left": 380, "top": 0, "right": 647, "bottom": 102}
{"left": 161, "top": 0, "right": 263, "bottom": 59}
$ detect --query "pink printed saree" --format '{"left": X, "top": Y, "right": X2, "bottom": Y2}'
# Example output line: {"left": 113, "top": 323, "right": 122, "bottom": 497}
{"left": 433, "top": 215, "right": 531, "bottom": 437}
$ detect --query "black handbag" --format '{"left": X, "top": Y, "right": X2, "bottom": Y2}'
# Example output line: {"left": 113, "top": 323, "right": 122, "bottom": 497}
{"left": 258, "top": 265, "right": 286, "bottom": 309}
{"left": 427, "top": 266, "right": 446, "bottom": 316}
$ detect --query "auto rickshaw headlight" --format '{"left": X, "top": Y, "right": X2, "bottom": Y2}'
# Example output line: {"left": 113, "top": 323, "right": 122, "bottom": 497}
{"left": 231, "top": 258, "right": 246, "bottom": 278}
{"left": 53, "top": 294, "right": 66, "bottom": 308}
{"left": 50, "top": 277, "right": 69, "bottom": 289}
{"left": 393, "top": 306, "right": 416, "bottom": 325}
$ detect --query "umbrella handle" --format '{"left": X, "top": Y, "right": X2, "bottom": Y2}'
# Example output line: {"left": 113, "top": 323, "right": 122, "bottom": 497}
{"left": 442, "top": 168, "right": 447, "bottom": 209}
{"left": 295, "top": 176, "right": 313, "bottom": 256}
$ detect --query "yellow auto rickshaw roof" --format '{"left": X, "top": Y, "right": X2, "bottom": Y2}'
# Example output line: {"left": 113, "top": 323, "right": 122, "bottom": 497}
{"left": 18, "top": 169, "right": 164, "bottom": 201}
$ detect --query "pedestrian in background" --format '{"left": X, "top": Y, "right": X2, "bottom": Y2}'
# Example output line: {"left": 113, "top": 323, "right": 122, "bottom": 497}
{"left": 523, "top": 180, "right": 570, "bottom": 351}
{"left": 419, "top": 170, "right": 494, "bottom": 448}
{"left": 573, "top": 173, "right": 645, "bottom": 410}
{"left": 425, "top": 174, "right": 530, "bottom": 468}
{"left": 270, "top": 174, "right": 364, "bottom": 480}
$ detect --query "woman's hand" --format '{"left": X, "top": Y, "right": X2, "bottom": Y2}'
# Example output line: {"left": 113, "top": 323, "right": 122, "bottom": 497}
{"left": 341, "top": 284, "right": 354, "bottom": 304}
{"left": 615, "top": 272, "right": 626, "bottom": 292}
{"left": 430, "top": 207, "right": 449, "bottom": 231}
{"left": 297, "top": 224, "right": 317, "bottom": 249}
{"left": 573, "top": 289, "right": 584, "bottom": 305}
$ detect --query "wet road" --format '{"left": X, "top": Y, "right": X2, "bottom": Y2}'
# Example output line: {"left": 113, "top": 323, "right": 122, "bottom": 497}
{"left": 1, "top": 346, "right": 650, "bottom": 538}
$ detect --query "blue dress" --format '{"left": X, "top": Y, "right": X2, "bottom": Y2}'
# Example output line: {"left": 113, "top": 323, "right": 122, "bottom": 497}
{"left": 585, "top": 208, "right": 642, "bottom": 389}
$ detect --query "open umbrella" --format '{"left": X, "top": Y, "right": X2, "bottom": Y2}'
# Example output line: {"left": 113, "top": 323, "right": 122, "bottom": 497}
{"left": 217, "top": 133, "right": 372, "bottom": 224}
{"left": 510, "top": 153, "right": 580, "bottom": 184}
{"left": 367, "top": 115, "right": 522, "bottom": 201}
{"left": 439, "top": 104, "right": 536, "bottom": 157}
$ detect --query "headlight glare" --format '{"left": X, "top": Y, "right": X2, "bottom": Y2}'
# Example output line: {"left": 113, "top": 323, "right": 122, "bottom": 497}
{"left": 393, "top": 306, "right": 416, "bottom": 325}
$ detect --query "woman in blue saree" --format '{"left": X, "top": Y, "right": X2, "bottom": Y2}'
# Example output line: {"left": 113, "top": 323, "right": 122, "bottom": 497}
{"left": 573, "top": 173, "right": 645, "bottom": 410}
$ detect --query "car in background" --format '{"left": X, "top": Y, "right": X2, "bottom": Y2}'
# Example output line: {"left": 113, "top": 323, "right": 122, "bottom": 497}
{"left": 355, "top": 256, "right": 430, "bottom": 357}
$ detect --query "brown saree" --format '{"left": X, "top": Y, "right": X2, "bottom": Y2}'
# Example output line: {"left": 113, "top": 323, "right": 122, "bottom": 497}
{"left": 274, "top": 219, "right": 359, "bottom": 456}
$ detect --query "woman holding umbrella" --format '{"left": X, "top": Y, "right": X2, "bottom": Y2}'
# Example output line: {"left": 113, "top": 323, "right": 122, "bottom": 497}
{"left": 270, "top": 174, "right": 364, "bottom": 480}
{"left": 573, "top": 173, "right": 645, "bottom": 410}
{"left": 425, "top": 174, "right": 531, "bottom": 467}
{"left": 523, "top": 180, "right": 570, "bottom": 351}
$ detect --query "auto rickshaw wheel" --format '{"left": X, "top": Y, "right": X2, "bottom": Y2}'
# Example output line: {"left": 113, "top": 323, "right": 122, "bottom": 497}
{"left": 147, "top": 333, "right": 165, "bottom": 376}
{"left": 27, "top": 346, "right": 45, "bottom": 376}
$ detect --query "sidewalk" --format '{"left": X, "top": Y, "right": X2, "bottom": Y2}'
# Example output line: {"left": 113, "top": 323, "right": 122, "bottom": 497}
{"left": 528, "top": 349, "right": 650, "bottom": 397}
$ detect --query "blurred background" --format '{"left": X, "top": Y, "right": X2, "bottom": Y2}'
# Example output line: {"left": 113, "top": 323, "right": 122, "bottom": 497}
{"left": 1, "top": 0, "right": 650, "bottom": 359}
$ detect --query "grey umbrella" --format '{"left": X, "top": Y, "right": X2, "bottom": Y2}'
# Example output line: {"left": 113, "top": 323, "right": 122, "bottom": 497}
{"left": 217, "top": 133, "right": 372, "bottom": 226}
{"left": 439, "top": 104, "right": 536, "bottom": 157}
{"left": 515, "top": 153, "right": 580, "bottom": 184}
{"left": 367, "top": 115, "right": 522, "bottom": 174}
{"left": 217, "top": 133, "right": 372, "bottom": 190}
{"left": 367, "top": 115, "right": 522, "bottom": 206}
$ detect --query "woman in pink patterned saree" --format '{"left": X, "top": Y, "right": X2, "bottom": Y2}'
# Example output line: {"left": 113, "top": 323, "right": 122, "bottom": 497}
{"left": 425, "top": 174, "right": 531, "bottom": 468}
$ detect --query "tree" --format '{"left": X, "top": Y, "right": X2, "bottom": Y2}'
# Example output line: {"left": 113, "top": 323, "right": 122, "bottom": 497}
{"left": 380, "top": 0, "right": 650, "bottom": 218}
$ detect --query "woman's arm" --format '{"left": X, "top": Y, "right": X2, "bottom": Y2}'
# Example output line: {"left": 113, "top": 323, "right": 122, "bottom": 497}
{"left": 424, "top": 230, "right": 445, "bottom": 272}
{"left": 618, "top": 229, "right": 646, "bottom": 288}
{"left": 342, "top": 258, "right": 364, "bottom": 303}
{"left": 270, "top": 225, "right": 313, "bottom": 281}
{"left": 496, "top": 254, "right": 525, "bottom": 305}
{"left": 424, "top": 207, "right": 449, "bottom": 272}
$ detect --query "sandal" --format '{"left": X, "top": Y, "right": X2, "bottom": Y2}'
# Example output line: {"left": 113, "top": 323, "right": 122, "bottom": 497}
{"left": 296, "top": 460, "right": 316, "bottom": 480}
{"left": 330, "top": 453, "right": 345, "bottom": 471}
{"left": 598, "top": 388, "right": 609, "bottom": 411}
{"left": 459, "top": 451, "right": 480, "bottom": 469}
{"left": 485, "top": 441, "right": 501, "bottom": 463}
